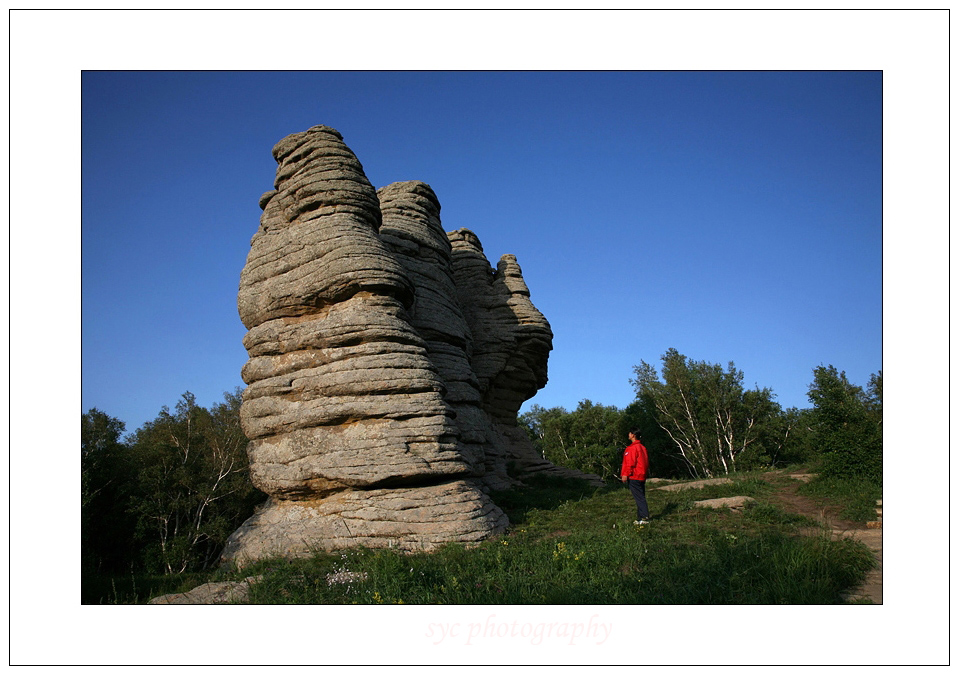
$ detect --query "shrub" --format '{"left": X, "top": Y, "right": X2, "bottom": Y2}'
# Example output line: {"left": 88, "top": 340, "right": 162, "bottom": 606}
{"left": 807, "top": 367, "right": 882, "bottom": 484}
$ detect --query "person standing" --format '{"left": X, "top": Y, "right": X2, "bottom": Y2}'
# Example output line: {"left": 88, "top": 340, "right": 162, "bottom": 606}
{"left": 621, "top": 429, "right": 650, "bottom": 525}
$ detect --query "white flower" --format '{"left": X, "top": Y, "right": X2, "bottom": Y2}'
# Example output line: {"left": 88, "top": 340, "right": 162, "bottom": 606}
{"left": 326, "top": 570, "right": 369, "bottom": 586}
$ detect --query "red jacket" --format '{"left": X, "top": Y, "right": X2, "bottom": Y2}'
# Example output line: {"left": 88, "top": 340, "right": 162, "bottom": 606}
{"left": 621, "top": 440, "right": 649, "bottom": 480}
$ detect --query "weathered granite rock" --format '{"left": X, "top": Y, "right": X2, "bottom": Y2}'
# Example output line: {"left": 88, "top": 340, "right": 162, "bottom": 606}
{"left": 221, "top": 480, "right": 508, "bottom": 565}
{"left": 653, "top": 477, "right": 733, "bottom": 492}
{"left": 693, "top": 496, "right": 756, "bottom": 511}
{"left": 377, "top": 181, "right": 486, "bottom": 477}
{"left": 237, "top": 127, "right": 466, "bottom": 499}
{"left": 148, "top": 577, "right": 260, "bottom": 605}
{"left": 443, "top": 229, "right": 600, "bottom": 487}
{"left": 222, "top": 125, "right": 598, "bottom": 566}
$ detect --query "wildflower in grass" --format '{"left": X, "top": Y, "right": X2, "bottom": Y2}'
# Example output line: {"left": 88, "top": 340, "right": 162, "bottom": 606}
{"left": 326, "top": 570, "right": 369, "bottom": 586}
{"left": 553, "top": 541, "right": 569, "bottom": 561}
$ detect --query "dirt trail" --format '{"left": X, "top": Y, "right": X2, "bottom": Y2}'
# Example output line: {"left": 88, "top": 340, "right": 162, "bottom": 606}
{"left": 765, "top": 472, "right": 882, "bottom": 604}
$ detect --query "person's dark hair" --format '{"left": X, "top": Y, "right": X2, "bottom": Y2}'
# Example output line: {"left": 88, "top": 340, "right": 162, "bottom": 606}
{"left": 629, "top": 428, "right": 642, "bottom": 440}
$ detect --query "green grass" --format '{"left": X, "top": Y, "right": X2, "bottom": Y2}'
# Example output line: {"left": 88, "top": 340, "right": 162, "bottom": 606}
{"left": 797, "top": 474, "right": 882, "bottom": 523}
{"left": 91, "top": 472, "right": 876, "bottom": 604}
{"left": 81, "top": 570, "right": 214, "bottom": 605}
{"left": 234, "top": 474, "right": 874, "bottom": 605}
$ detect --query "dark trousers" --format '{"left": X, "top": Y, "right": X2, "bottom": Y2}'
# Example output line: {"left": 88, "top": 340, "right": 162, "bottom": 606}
{"left": 627, "top": 479, "right": 649, "bottom": 520}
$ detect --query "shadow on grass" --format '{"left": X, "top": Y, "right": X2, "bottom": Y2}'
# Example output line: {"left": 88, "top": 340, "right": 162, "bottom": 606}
{"left": 490, "top": 474, "right": 615, "bottom": 526}
{"left": 81, "top": 570, "right": 210, "bottom": 604}
{"left": 655, "top": 502, "right": 684, "bottom": 519}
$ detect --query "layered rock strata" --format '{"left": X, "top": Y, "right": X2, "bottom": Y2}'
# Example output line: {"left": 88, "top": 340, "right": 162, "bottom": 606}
{"left": 447, "top": 230, "right": 589, "bottom": 485}
{"left": 376, "top": 181, "right": 487, "bottom": 478}
{"left": 236, "top": 127, "right": 467, "bottom": 501}
{"left": 222, "top": 125, "right": 596, "bottom": 566}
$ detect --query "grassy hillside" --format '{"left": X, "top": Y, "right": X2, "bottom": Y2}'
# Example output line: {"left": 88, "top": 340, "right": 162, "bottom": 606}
{"left": 229, "top": 472, "right": 874, "bottom": 605}
{"left": 89, "top": 471, "right": 875, "bottom": 604}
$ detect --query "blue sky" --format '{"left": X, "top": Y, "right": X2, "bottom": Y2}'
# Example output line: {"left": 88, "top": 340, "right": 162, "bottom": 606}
{"left": 81, "top": 70, "right": 882, "bottom": 433}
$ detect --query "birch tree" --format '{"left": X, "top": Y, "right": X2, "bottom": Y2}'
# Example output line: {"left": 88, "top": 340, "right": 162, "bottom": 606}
{"left": 127, "top": 390, "right": 263, "bottom": 573}
{"left": 631, "top": 349, "right": 779, "bottom": 478}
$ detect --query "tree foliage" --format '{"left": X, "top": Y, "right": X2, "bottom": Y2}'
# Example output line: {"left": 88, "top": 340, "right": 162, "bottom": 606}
{"left": 81, "top": 390, "right": 265, "bottom": 578}
{"left": 764, "top": 406, "right": 817, "bottom": 468}
{"left": 806, "top": 366, "right": 882, "bottom": 483}
{"left": 82, "top": 408, "right": 136, "bottom": 573}
{"left": 125, "top": 390, "right": 263, "bottom": 573}
{"left": 630, "top": 348, "right": 782, "bottom": 478}
{"left": 519, "top": 400, "right": 626, "bottom": 480}
{"left": 619, "top": 399, "right": 688, "bottom": 478}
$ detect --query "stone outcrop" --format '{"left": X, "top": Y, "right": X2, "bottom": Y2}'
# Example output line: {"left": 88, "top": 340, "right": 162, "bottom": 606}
{"left": 653, "top": 477, "right": 733, "bottom": 492}
{"left": 222, "top": 125, "right": 598, "bottom": 567}
{"left": 693, "top": 496, "right": 756, "bottom": 511}
{"left": 148, "top": 577, "right": 260, "bottom": 605}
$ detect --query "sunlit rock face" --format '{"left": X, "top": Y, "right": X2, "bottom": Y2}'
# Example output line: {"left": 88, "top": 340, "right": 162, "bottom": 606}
{"left": 223, "top": 125, "right": 596, "bottom": 566}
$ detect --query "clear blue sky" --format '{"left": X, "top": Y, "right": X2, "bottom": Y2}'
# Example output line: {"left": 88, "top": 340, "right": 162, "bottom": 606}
{"left": 81, "top": 70, "right": 882, "bottom": 433}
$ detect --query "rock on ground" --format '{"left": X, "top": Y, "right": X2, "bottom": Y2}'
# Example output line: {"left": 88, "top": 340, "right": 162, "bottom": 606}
{"left": 693, "top": 496, "right": 756, "bottom": 511}
{"left": 653, "top": 477, "right": 733, "bottom": 492}
{"left": 148, "top": 577, "right": 260, "bottom": 605}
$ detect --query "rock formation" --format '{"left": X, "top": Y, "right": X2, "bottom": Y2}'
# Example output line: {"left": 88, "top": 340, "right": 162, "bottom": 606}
{"left": 221, "top": 125, "right": 598, "bottom": 567}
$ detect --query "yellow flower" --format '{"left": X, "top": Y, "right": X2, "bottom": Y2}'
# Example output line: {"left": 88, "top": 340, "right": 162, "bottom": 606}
{"left": 553, "top": 541, "right": 569, "bottom": 561}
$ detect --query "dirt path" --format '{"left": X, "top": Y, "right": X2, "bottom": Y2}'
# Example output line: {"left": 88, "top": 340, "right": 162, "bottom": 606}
{"left": 765, "top": 473, "right": 882, "bottom": 604}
